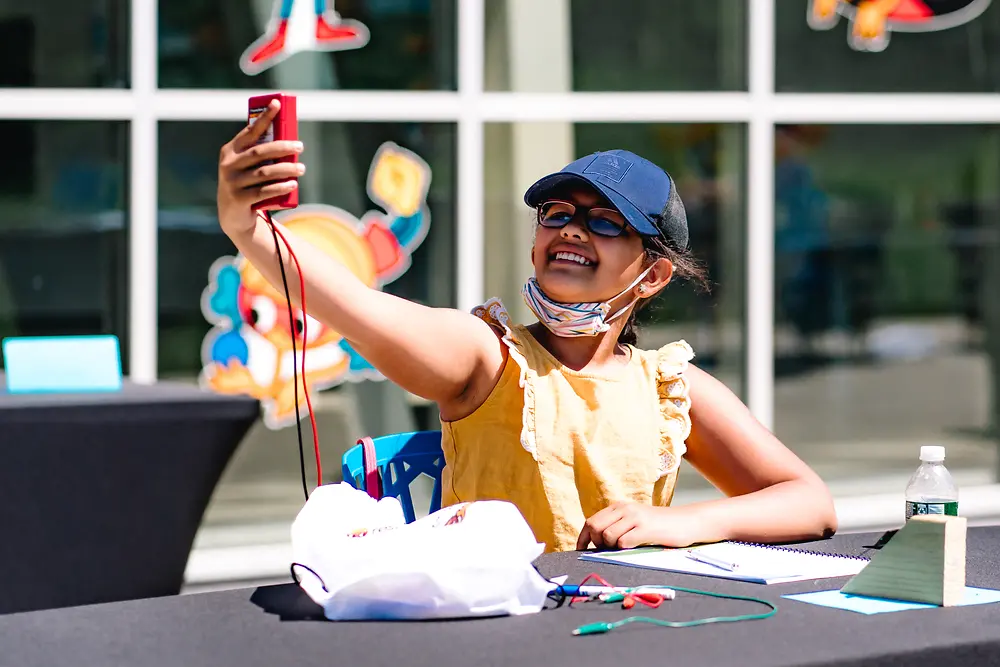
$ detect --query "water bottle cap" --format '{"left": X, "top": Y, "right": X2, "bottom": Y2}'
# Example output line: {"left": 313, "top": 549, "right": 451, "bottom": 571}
{"left": 920, "top": 445, "right": 945, "bottom": 462}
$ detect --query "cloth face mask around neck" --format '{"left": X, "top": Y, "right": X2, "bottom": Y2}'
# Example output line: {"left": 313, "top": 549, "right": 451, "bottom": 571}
{"left": 521, "top": 267, "right": 652, "bottom": 338}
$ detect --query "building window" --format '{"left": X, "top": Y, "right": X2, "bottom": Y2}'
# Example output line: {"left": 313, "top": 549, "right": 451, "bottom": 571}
{"left": 158, "top": 0, "right": 456, "bottom": 90}
{"left": 777, "top": 0, "right": 1000, "bottom": 92}
{"left": 157, "top": 120, "right": 457, "bottom": 378}
{"left": 0, "top": 0, "right": 129, "bottom": 87}
{"left": 0, "top": 121, "right": 129, "bottom": 370}
{"left": 485, "top": 0, "right": 746, "bottom": 92}
{"left": 773, "top": 123, "right": 1000, "bottom": 482}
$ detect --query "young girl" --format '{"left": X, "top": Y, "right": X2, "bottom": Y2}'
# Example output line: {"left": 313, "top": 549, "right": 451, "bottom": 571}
{"left": 217, "top": 101, "right": 838, "bottom": 552}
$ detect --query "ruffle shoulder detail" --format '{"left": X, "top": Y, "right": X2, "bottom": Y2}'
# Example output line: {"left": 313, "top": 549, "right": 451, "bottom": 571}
{"left": 654, "top": 340, "right": 695, "bottom": 477}
{"left": 471, "top": 298, "right": 538, "bottom": 459}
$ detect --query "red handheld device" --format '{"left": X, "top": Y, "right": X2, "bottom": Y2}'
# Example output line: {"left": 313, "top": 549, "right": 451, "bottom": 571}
{"left": 248, "top": 93, "right": 299, "bottom": 211}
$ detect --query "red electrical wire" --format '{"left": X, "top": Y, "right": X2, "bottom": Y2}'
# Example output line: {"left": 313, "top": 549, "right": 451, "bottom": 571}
{"left": 569, "top": 572, "right": 663, "bottom": 609}
{"left": 570, "top": 573, "right": 615, "bottom": 605}
{"left": 266, "top": 221, "right": 323, "bottom": 489}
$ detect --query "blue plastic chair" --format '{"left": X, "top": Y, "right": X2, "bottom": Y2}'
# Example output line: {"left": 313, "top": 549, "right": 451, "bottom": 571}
{"left": 341, "top": 430, "right": 444, "bottom": 523}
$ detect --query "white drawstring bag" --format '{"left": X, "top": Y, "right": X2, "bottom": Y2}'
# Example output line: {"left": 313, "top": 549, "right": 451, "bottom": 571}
{"left": 290, "top": 482, "right": 554, "bottom": 620}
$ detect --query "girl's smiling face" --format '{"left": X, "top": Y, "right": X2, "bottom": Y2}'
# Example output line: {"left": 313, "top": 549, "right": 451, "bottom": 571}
{"left": 531, "top": 185, "right": 649, "bottom": 305}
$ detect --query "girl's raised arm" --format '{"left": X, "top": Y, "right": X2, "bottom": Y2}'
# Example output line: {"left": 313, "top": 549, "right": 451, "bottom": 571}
{"left": 216, "top": 100, "right": 505, "bottom": 415}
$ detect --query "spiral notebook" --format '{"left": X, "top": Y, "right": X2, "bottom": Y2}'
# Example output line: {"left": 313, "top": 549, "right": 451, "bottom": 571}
{"left": 579, "top": 542, "right": 869, "bottom": 585}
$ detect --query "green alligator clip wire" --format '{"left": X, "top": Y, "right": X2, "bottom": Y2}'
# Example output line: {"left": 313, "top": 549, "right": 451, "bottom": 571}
{"left": 572, "top": 585, "right": 777, "bottom": 636}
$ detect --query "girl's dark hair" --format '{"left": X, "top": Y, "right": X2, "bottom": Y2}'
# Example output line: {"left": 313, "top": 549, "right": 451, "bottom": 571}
{"left": 617, "top": 231, "right": 710, "bottom": 347}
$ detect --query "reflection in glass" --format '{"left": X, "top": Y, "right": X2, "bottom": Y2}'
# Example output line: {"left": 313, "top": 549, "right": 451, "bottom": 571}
{"left": 773, "top": 124, "right": 1000, "bottom": 489}
{"left": 777, "top": 0, "right": 1000, "bottom": 92}
{"left": 485, "top": 0, "right": 746, "bottom": 92}
{"left": 0, "top": 121, "right": 129, "bottom": 370}
{"left": 158, "top": 0, "right": 456, "bottom": 90}
{"left": 0, "top": 0, "right": 129, "bottom": 87}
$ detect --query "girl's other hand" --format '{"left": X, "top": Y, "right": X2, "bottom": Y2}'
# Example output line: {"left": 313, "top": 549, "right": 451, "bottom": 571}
{"left": 576, "top": 502, "right": 700, "bottom": 551}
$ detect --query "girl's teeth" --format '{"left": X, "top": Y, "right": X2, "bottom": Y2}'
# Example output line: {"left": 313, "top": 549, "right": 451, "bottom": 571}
{"left": 555, "top": 252, "right": 590, "bottom": 265}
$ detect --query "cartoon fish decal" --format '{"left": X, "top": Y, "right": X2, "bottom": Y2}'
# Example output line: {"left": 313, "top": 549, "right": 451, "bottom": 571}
{"left": 200, "top": 142, "right": 433, "bottom": 430}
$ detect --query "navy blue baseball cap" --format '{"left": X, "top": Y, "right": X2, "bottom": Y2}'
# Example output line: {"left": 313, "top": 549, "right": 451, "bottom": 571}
{"left": 523, "top": 149, "right": 689, "bottom": 250}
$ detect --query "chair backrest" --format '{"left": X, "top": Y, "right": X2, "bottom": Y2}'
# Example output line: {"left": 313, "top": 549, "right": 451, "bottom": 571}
{"left": 341, "top": 430, "right": 444, "bottom": 523}
{"left": 2, "top": 335, "right": 122, "bottom": 394}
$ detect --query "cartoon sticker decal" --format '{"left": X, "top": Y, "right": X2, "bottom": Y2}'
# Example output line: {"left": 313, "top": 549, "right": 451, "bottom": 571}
{"left": 200, "top": 142, "right": 432, "bottom": 430}
{"left": 808, "top": 0, "right": 993, "bottom": 52}
{"left": 347, "top": 504, "right": 471, "bottom": 538}
{"left": 240, "top": 0, "right": 370, "bottom": 76}
{"left": 442, "top": 504, "right": 469, "bottom": 526}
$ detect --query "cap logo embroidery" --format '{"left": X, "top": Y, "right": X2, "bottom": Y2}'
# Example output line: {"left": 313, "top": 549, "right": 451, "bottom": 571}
{"left": 583, "top": 154, "right": 632, "bottom": 183}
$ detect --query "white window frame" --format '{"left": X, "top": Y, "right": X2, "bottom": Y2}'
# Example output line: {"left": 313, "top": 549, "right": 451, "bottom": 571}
{"left": 6, "top": 0, "right": 1000, "bottom": 427}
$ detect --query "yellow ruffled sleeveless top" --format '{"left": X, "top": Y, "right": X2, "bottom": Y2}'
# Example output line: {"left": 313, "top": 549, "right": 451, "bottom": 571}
{"left": 440, "top": 298, "right": 694, "bottom": 552}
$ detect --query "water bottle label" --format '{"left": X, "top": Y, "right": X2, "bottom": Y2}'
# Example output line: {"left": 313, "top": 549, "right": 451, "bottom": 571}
{"left": 905, "top": 501, "right": 958, "bottom": 519}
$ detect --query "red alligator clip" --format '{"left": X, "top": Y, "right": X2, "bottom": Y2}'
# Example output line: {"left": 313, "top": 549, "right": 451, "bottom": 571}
{"left": 622, "top": 592, "right": 664, "bottom": 609}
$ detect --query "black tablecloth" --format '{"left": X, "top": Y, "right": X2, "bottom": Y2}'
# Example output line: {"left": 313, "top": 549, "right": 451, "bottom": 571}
{"left": 1, "top": 528, "right": 999, "bottom": 667}
{"left": 0, "top": 376, "right": 259, "bottom": 615}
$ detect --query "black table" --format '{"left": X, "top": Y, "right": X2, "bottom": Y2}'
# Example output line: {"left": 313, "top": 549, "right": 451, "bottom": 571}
{"left": 0, "top": 377, "right": 259, "bottom": 615}
{"left": 1, "top": 528, "right": 999, "bottom": 667}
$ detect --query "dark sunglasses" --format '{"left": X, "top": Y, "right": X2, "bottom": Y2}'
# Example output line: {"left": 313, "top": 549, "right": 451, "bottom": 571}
{"left": 536, "top": 200, "right": 629, "bottom": 238}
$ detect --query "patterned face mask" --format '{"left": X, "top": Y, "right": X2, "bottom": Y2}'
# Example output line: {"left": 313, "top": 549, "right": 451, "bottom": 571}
{"left": 521, "top": 267, "right": 653, "bottom": 338}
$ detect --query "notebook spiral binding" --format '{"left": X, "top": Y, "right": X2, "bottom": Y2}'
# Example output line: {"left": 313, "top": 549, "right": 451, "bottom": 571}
{"left": 730, "top": 541, "right": 871, "bottom": 562}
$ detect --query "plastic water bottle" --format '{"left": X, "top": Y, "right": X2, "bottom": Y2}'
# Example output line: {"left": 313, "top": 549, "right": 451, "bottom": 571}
{"left": 904, "top": 445, "right": 959, "bottom": 520}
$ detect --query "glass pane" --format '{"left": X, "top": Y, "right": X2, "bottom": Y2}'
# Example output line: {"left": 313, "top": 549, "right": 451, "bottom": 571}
{"left": 158, "top": 0, "right": 456, "bottom": 90}
{"left": 774, "top": 124, "right": 1000, "bottom": 494}
{"left": 0, "top": 1, "right": 129, "bottom": 87}
{"left": 159, "top": 120, "right": 456, "bottom": 526}
{"left": 484, "top": 121, "right": 747, "bottom": 495}
{"left": 0, "top": 121, "right": 129, "bottom": 370}
{"left": 485, "top": 0, "right": 747, "bottom": 92}
{"left": 158, "top": 120, "right": 456, "bottom": 378}
{"left": 777, "top": 0, "right": 1000, "bottom": 92}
